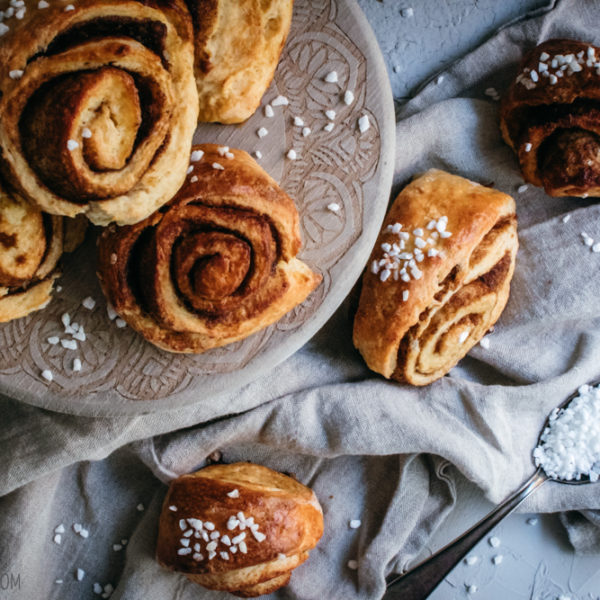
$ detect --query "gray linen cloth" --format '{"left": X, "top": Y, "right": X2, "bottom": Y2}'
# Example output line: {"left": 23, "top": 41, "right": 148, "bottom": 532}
{"left": 1, "top": 0, "right": 600, "bottom": 598}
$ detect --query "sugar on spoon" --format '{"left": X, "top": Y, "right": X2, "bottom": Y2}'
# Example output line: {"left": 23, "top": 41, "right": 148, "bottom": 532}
{"left": 386, "top": 381, "right": 600, "bottom": 599}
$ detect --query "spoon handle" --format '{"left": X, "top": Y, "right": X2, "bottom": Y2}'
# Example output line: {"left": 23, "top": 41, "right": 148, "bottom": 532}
{"left": 385, "top": 468, "right": 547, "bottom": 599}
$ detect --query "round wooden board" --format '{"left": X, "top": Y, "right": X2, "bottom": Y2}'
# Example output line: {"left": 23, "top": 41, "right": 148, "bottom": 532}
{"left": 0, "top": 0, "right": 395, "bottom": 416}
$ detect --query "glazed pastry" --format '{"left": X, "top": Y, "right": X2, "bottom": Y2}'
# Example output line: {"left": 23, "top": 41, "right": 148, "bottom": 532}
{"left": 187, "top": 0, "right": 294, "bottom": 123}
{"left": 0, "top": 0, "right": 198, "bottom": 226}
{"left": 156, "top": 462, "right": 324, "bottom": 597}
{"left": 500, "top": 39, "right": 600, "bottom": 197}
{"left": 0, "top": 181, "right": 86, "bottom": 323}
{"left": 353, "top": 170, "right": 518, "bottom": 386}
{"left": 97, "top": 144, "right": 321, "bottom": 353}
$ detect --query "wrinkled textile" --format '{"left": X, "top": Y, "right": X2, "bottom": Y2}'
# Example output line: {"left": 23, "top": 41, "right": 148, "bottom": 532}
{"left": 1, "top": 0, "right": 600, "bottom": 599}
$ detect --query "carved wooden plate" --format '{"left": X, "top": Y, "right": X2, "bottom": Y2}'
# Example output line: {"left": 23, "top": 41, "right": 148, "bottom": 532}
{"left": 0, "top": 0, "right": 395, "bottom": 416}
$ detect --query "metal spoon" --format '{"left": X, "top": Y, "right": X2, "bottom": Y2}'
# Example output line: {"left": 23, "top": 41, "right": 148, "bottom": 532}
{"left": 385, "top": 382, "right": 599, "bottom": 600}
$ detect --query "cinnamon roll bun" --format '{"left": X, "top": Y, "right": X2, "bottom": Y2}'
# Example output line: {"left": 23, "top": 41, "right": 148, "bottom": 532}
{"left": 0, "top": 0, "right": 198, "bottom": 225}
{"left": 0, "top": 180, "right": 86, "bottom": 323}
{"left": 353, "top": 170, "right": 518, "bottom": 386}
{"left": 156, "top": 462, "right": 324, "bottom": 597}
{"left": 500, "top": 39, "right": 600, "bottom": 198}
{"left": 97, "top": 144, "right": 321, "bottom": 353}
{"left": 186, "top": 0, "right": 294, "bottom": 123}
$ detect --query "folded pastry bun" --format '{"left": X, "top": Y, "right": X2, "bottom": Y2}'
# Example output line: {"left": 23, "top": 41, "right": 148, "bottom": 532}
{"left": 187, "top": 0, "right": 294, "bottom": 123}
{"left": 353, "top": 170, "right": 518, "bottom": 386}
{"left": 500, "top": 39, "right": 600, "bottom": 197}
{"left": 156, "top": 462, "right": 324, "bottom": 597}
{"left": 0, "top": 181, "right": 86, "bottom": 323}
{"left": 0, "top": 0, "right": 199, "bottom": 226}
{"left": 97, "top": 144, "right": 321, "bottom": 353}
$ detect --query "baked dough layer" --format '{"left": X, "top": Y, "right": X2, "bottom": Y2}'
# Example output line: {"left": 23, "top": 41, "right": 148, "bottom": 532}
{"left": 187, "top": 0, "right": 294, "bottom": 123}
{"left": 500, "top": 38, "right": 600, "bottom": 198}
{"left": 0, "top": 0, "right": 199, "bottom": 225}
{"left": 97, "top": 144, "right": 321, "bottom": 353}
{"left": 156, "top": 462, "right": 323, "bottom": 597}
{"left": 353, "top": 169, "right": 518, "bottom": 386}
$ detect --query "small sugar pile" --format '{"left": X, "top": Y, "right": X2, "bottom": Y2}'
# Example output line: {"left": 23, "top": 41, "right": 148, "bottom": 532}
{"left": 533, "top": 383, "right": 600, "bottom": 481}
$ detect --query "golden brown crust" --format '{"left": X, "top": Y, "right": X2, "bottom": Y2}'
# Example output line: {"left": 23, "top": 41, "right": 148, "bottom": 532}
{"left": 186, "top": 0, "right": 294, "bottom": 123}
{"left": 0, "top": 0, "right": 199, "bottom": 225}
{"left": 97, "top": 144, "right": 321, "bottom": 353}
{"left": 500, "top": 38, "right": 600, "bottom": 197}
{"left": 353, "top": 169, "right": 518, "bottom": 386}
{"left": 156, "top": 462, "right": 323, "bottom": 597}
{"left": 0, "top": 180, "right": 86, "bottom": 323}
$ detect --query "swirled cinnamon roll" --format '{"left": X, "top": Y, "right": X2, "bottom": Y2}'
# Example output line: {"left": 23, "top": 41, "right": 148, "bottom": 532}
{"left": 0, "top": 180, "right": 86, "bottom": 323}
{"left": 156, "top": 463, "right": 324, "bottom": 597}
{"left": 353, "top": 170, "right": 518, "bottom": 386}
{"left": 97, "top": 144, "right": 321, "bottom": 353}
{"left": 500, "top": 39, "right": 600, "bottom": 197}
{"left": 187, "top": 0, "right": 294, "bottom": 123}
{"left": 0, "top": 0, "right": 198, "bottom": 226}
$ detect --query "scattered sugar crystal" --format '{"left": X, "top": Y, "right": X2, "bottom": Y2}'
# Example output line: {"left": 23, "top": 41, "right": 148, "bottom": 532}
{"left": 401, "top": 7, "right": 414, "bottom": 17}
{"left": 265, "top": 105, "right": 274, "bottom": 118}
{"left": 212, "top": 162, "right": 224, "bottom": 170}
{"left": 136, "top": 503, "right": 144, "bottom": 511}
{"left": 358, "top": 115, "right": 370, "bottom": 133}
{"left": 67, "top": 139, "right": 79, "bottom": 151}
{"left": 190, "top": 150, "right": 204, "bottom": 162}
{"left": 517, "top": 184, "right": 528, "bottom": 193}
{"left": 82, "top": 296, "right": 96, "bottom": 310}
{"left": 324, "top": 122, "right": 335, "bottom": 132}
{"left": 466, "top": 584, "right": 478, "bottom": 594}
{"left": 492, "top": 554, "right": 503, "bottom": 565}
{"left": 53, "top": 534, "right": 62, "bottom": 544}
{"left": 327, "top": 203, "right": 340, "bottom": 213}
{"left": 344, "top": 90, "right": 355, "bottom": 105}
{"left": 465, "top": 556, "right": 478, "bottom": 565}
{"left": 42, "top": 369, "right": 53, "bottom": 382}
{"left": 302, "top": 127, "right": 311, "bottom": 137}
{"left": 76, "top": 569, "right": 85, "bottom": 582}
{"left": 271, "top": 95, "right": 289, "bottom": 106}
{"left": 82, "top": 128, "right": 92, "bottom": 139}
{"left": 325, "top": 109, "right": 336, "bottom": 120}
{"left": 287, "top": 149, "right": 297, "bottom": 160}
{"left": 293, "top": 116, "right": 304, "bottom": 127}
{"left": 257, "top": 127, "right": 268, "bottom": 138}
{"left": 562, "top": 214, "right": 571, "bottom": 223}
{"left": 533, "top": 382, "right": 600, "bottom": 481}
{"left": 480, "top": 337, "right": 490, "bottom": 349}
{"left": 324, "top": 71, "right": 338, "bottom": 83}
{"left": 349, "top": 519, "right": 361, "bottom": 529}
{"left": 347, "top": 560, "right": 358, "bottom": 570}
{"left": 489, "top": 536, "right": 500, "bottom": 547}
